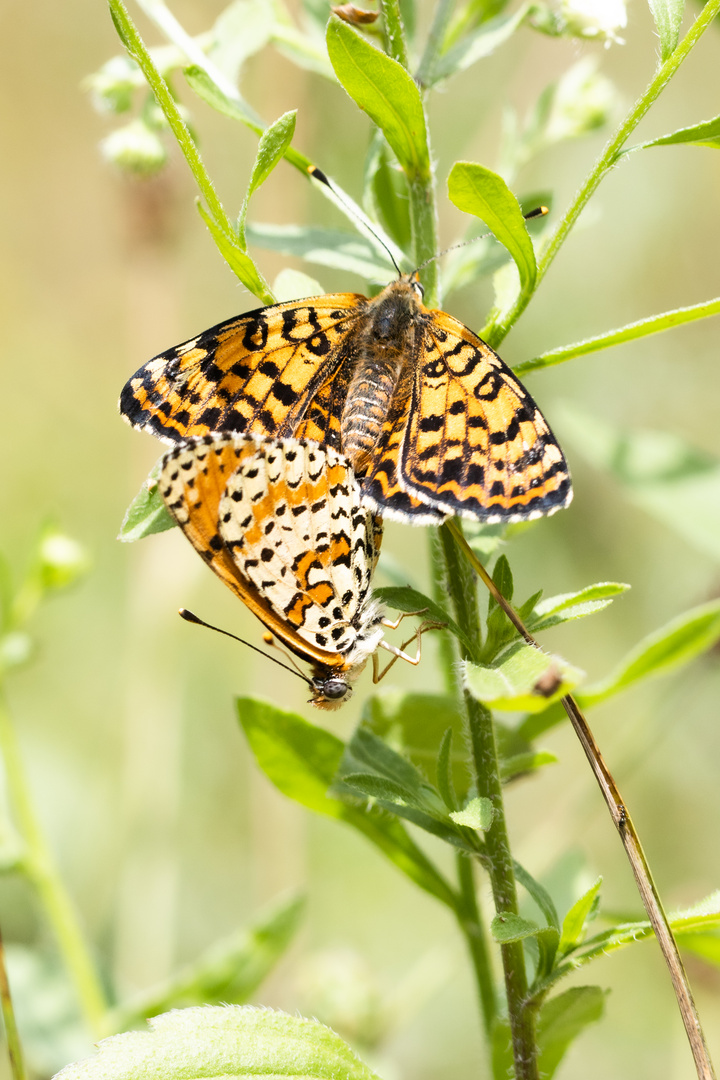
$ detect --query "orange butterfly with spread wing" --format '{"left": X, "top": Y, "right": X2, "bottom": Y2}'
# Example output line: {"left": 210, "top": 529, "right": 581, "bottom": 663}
{"left": 121, "top": 273, "right": 571, "bottom": 524}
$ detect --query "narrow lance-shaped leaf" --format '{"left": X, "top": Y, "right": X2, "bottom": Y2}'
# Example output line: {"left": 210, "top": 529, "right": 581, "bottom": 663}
{"left": 624, "top": 113, "right": 720, "bottom": 153}
{"left": 647, "top": 0, "right": 685, "bottom": 62}
{"left": 579, "top": 599, "right": 720, "bottom": 707}
{"left": 56, "top": 1005, "right": 384, "bottom": 1080}
{"left": 197, "top": 204, "right": 275, "bottom": 304}
{"left": 448, "top": 162, "right": 537, "bottom": 295}
{"left": 326, "top": 17, "right": 430, "bottom": 182}
{"left": 237, "top": 111, "right": 297, "bottom": 245}
{"left": 428, "top": 4, "right": 530, "bottom": 85}
{"left": 536, "top": 987, "right": 606, "bottom": 1080}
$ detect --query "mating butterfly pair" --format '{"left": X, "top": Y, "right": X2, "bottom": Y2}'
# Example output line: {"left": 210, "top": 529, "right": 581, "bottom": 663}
{"left": 122, "top": 273, "right": 571, "bottom": 704}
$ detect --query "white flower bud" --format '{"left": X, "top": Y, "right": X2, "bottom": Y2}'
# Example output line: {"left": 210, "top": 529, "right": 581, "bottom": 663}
{"left": 100, "top": 119, "right": 168, "bottom": 177}
{"left": 38, "top": 533, "right": 90, "bottom": 591}
{"left": 560, "top": 0, "right": 627, "bottom": 46}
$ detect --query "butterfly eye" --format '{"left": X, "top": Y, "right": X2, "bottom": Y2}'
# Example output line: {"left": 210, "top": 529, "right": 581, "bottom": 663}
{"left": 316, "top": 677, "right": 349, "bottom": 701}
{"left": 411, "top": 279, "right": 425, "bottom": 300}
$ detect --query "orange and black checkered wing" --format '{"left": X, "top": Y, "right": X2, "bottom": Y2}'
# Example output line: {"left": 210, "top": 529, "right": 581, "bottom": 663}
{"left": 120, "top": 295, "right": 366, "bottom": 445}
{"left": 378, "top": 311, "right": 571, "bottom": 522}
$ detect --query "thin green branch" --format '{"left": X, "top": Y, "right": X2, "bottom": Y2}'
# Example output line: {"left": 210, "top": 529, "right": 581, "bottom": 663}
{"left": 0, "top": 924, "right": 27, "bottom": 1080}
{"left": 109, "top": 0, "right": 235, "bottom": 238}
{"left": 514, "top": 296, "right": 720, "bottom": 376}
{"left": 491, "top": 0, "right": 720, "bottom": 344}
{"left": 135, "top": 0, "right": 240, "bottom": 100}
{"left": 0, "top": 693, "right": 107, "bottom": 1036}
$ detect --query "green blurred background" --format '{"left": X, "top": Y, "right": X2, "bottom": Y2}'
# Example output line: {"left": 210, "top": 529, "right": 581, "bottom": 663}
{"left": 1, "top": 0, "right": 720, "bottom": 1076}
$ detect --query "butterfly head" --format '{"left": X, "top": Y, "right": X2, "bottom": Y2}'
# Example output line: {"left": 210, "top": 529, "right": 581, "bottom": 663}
{"left": 309, "top": 672, "right": 352, "bottom": 710}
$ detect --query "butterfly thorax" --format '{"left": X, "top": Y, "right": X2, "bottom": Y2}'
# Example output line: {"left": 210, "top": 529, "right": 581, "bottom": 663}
{"left": 341, "top": 278, "right": 425, "bottom": 475}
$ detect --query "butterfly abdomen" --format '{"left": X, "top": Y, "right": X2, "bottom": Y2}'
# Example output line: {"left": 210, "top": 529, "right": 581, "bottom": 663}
{"left": 340, "top": 280, "right": 422, "bottom": 475}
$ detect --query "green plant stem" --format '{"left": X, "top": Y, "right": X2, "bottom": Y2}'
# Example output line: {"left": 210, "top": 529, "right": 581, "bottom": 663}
{"left": 446, "top": 521, "right": 717, "bottom": 1080}
{"left": 0, "top": 924, "right": 27, "bottom": 1080}
{"left": 110, "top": 0, "right": 234, "bottom": 240}
{"left": 0, "top": 692, "right": 107, "bottom": 1036}
{"left": 514, "top": 296, "right": 720, "bottom": 375}
{"left": 380, "top": 0, "right": 409, "bottom": 69}
{"left": 491, "top": 0, "right": 720, "bottom": 345}
{"left": 439, "top": 524, "right": 538, "bottom": 1080}
{"left": 455, "top": 852, "right": 497, "bottom": 1039}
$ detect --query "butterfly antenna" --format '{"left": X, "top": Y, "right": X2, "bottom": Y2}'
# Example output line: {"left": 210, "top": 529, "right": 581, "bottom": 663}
{"left": 178, "top": 608, "right": 314, "bottom": 689}
{"left": 307, "top": 165, "right": 403, "bottom": 278}
{"left": 414, "top": 205, "right": 549, "bottom": 273}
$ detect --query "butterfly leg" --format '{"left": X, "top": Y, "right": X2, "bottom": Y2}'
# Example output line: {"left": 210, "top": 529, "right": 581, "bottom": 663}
{"left": 380, "top": 607, "right": 429, "bottom": 632}
{"left": 372, "top": 619, "right": 445, "bottom": 683}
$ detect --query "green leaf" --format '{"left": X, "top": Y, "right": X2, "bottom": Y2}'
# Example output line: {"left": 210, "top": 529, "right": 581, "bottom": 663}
{"left": 629, "top": 113, "right": 720, "bottom": 152}
{"left": 560, "top": 407, "right": 720, "bottom": 562}
{"left": 559, "top": 878, "right": 602, "bottom": 954}
{"left": 237, "top": 698, "right": 457, "bottom": 906}
{"left": 536, "top": 987, "right": 606, "bottom": 1079}
{"left": 361, "top": 691, "right": 468, "bottom": 797}
{"left": 428, "top": 4, "right": 530, "bottom": 85}
{"left": 374, "top": 585, "right": 472, "bottom": 654}
{"left": 197, "top": 203, "right": 275, "bottom": 303}
{"left": 580, "top": 599, "right": 720, "bottom": 707}
{"left": 326, "top": 17, "right": 430, "bottom": 182}
{"left": 336, "top": 728, "right": 475, "bottom": 850}
{"left": 118, "top": 458, "right": 176, "bottom": 542}
{"left": 514, "top": 861, "right": 560, "bottom": 932}
{"left": 647, "top": 0, "right": 685, "bottom": 62}
{"left": 209, "top": 0, "right": 274, "bottom": 85}
{"left": 363, "top": 132, "right": 412, "bottom": 250}
{"left": 273, "top": 268, "right": 324, "bottom": 302}
{"left": 272, "top": 23, "right": 336, "bottom": 81}
{"left": 491, "top": 911, "right": 540, "bottom": 943}
{"left": 450, "top": 796, "right": 493, "bottom": 830}
{"left": 448, "top": 162, "right": 536, "bottom": 295}
{"left": 184, "top": 65, "right": 314, "bottom": 174}
{"left": 436, "top": 728, "right": 458, "bottom": 810}
{"left": 463, "top": 643, "right": 584, "bottom": 712}
{"left": 500, "top": 750, "right": 557, "bottom": 783}
{"left": 108, "top": 893, "right": 305, "bottom": 1029}
{"left": 527, "top": 582, "right": 630, "bottom": 632}
{"left": 237, "top": 111, "right": 297, "bottom": 244}
{"left": 57, "top": 1005, "right": 383, "bottom": 1080}
{"left": 245, "top": 222, "right": 395, "bottom": 280}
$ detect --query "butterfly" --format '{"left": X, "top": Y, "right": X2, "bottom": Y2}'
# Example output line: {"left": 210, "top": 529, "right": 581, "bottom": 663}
{"left": 123, "top": 274, "right": 572, "bottom": 524}
{"left": 158, "top": 434, "right": 435, "bottom": 708}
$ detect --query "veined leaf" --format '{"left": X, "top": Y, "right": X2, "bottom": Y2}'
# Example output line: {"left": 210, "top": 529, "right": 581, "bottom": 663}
{"left": 464, "top": 643, "right": 584, "bottom": 712}
{"left": 237, "top": 111, "right": 297, "bottom": 244}
{"left": 245, "top": 222, "right": 395, "bottom": 280}
{"left": 627, "top": 113, "right": 720, "bottom": 152}
{"left": 527, "top": 582, "right": 630, "bottom": 632}
{"left": 56, "top": 1005, "right": 383, "bottom": 1080}
{"left": 326, "top": 17, "right": 430, "bottom": 181}
{"left": 580, "top": 599, "right": 720, "bottom": 707}
{"left": 448, "top": 162, "right": 537, "bottom": 295}
{"left": 647, "top": 0, "right": 685, "bottom": 62}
